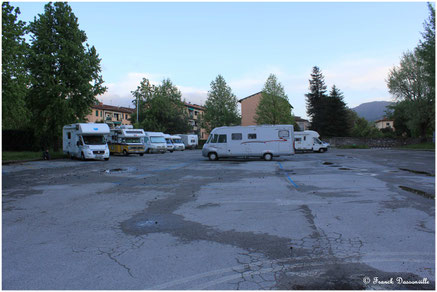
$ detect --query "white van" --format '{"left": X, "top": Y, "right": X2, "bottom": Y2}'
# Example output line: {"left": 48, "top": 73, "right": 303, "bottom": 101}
{"left": 164, "top": 134, "right": 175, "bottom": 152}
{"left": 63, "top": 123, "right": 110, "bottom": 160}
{"left": 144, "top": 132, "right": 167, "bottom": 153}
{"left": 176, "top": 134, "right": 198, "bottom": 149}
{"left": 294, "top": 130, "right": 330, "bottom": 153}
{"left": 202, "top": 125, "right": 295, "bottom": 161}
{"left": 170, "top": 135, "right": 185, "bottom": 151}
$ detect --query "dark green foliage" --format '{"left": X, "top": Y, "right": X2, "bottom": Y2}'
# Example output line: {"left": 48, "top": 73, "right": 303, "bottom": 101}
{"left": 255, "top": 74, "right": 294, "bottom": 125}
{"left": 305, "top": 66, "right": 328, "bottom": 133}
{"left": 131, "top": 78, "right": 192, "bottom": 134}
{"left": 2, "top": 129, "right": 39, "bottom": 151}
{"left": 322, "top": 85, "right": 350, "bottom": 137}
{"left": 27, "top": 2, "right": 106, "bottom": 150}
{"left": 203, "top": 75, "right": 240, "bottom": 132}
{"left": 348, "top": 109, "right": 382, "bottom": 138}
{"left": 386, "top": 102, "right": 412, "bottom": 137}
{"left": 387, "top": 4, "right": 435, "bottom": 138}
{"left": 2, "top": 2, "right": 30, "bottom": 129}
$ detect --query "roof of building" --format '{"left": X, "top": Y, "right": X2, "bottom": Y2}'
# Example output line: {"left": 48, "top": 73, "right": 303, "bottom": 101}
{"left": 374, "top": 117, "right": 393, "bottom": 123}
{"left": 294, "top": 116, "right": 310, "bottom": 123}
{"left": 92, "top": 103, "right": 135, "bottom": 113}
{"left": 184, "top": 102, "right": 205, "bottom": 111}
{"left": 238, "top": 91, "right": 262, "bottom": 103}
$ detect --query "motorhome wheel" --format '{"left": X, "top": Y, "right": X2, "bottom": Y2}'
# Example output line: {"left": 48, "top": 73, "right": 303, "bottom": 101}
{"left": 263, "top": 153, "right": 273, "bottom": 161}
{"left": 81, "top": 152, "right": 85, "bottom": 161}
{"left": 319, "top": 148, "right": 325, "bottom": 153}
{"left": 123, "top": 150, "right": 128, "bottom": 156}
{"left": 208, "top": 152, "right": 218, "bottom": 161}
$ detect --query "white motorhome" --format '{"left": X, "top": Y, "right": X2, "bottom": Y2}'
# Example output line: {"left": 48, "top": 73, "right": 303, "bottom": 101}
{"left": 63, "top": 123, "right": 110, "bottom": 160}
{"left": 294, "top": 130, "right": 330, "bottom": 153}
{"left": 202, "top": 125, "right": 295, "bottom": 161}
{"left": 170, "top": 135, "right": 185, "bottom": 151}
{"left": 144, "top": 132, "right": 167, "bottom": 153}
{"left": 164, "top": 134, "right": 175, "bottom": 152}
{"left": 107, "top": 125, "right": 146, "bottom": 156}
{"left": 176, "top": 134, "right": 198, "bottom": 149}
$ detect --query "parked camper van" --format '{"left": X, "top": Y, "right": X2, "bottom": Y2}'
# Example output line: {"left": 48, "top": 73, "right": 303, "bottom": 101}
{"left": 202, "top": 125, "right": 295, "bottom": 161}
{"left": 63, "top": 123, "right": 110, "bottom": 160}
{"left": 107, "top": 125, "right": 145, "bottom": 156}
{"left": 144, "top": 132, "right": 167, "bottom": 153}
{"left": 170, "top": 135, "right": 185, "bottom": 151}
{"left": 294, "top": 130, "right": 330, "bottom": 153}
{"left": 164, "top": 134, "right": 175, "bottom": 152}
{"left": 176, "top": 134, "right": 198, "bottom": 149}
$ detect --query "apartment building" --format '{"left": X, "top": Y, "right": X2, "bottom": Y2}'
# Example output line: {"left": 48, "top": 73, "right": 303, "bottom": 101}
{"left": 86, "top": 102, "right": 134, "bottom": 127}
{"left": 184, "top": 102, "right": 209, "bottom": 140}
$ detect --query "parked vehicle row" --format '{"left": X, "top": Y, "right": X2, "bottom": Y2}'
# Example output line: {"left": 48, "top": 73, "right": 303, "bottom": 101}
{"left": 63, "top": 123, "right": 198, "bottom": 160}
{"left": 63, "top": 123, "right": 329, "bottom": 162}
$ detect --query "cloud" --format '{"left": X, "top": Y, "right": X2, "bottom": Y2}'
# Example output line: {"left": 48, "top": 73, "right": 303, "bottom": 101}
{"left": 97, "top": 72, "right": 208, "bottom": 107}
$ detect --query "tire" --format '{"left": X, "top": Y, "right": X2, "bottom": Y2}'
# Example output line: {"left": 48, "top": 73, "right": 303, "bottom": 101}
{"left": 319, "top": 148, "right": 325, "bottom": 153}
{"left": 81, "top": 152, "right": 85, "bottom": 161}
{"left": 123, "top": 150, "right": 128, "bottom": 156}
{"left": 140, "top": 153, "right": 144, "bottom": 157}
{"left": 104, "top": 158, "right": 109, "bottom": 161}
{"left": 263, "top": 153, "right": 273, "bottom": 161}
{"left": 208, "top": 152, "right": 218, "bottom": 161}
{"left": 170, "top": 150, "right": 174, "bottom": 153}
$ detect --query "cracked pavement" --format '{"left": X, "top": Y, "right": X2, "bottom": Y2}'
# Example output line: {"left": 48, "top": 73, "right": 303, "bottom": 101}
{"left": 2, "top": 148, "right": 435, "bottom": 289}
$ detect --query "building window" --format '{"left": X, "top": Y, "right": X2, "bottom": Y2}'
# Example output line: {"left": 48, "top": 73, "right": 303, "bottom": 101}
{"left": 195, "top": 111, "right": 198, "bottom": 116}
{"left": 101, "top": 111, "right": 103, "bottom": 117}
{"left": 231, "top": 133, "right": 242, "bottom": 140}
{"left": 95, "top": 110, "right": 99, "bottom": 117}
{"left": 248, "top": 133, "right": 257, "bottom": 139}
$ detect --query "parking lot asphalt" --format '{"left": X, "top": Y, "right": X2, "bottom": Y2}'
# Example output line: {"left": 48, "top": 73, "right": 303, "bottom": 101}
{"left": 2, "top": 148, "right": 435, "bottom": 289}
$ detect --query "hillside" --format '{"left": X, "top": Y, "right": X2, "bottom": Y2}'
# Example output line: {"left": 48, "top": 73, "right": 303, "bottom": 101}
{"left": 352, "top": 101, "right": 393, "bottom": 121}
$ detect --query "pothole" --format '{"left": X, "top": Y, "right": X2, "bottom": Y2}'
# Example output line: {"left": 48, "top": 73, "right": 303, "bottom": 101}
{"left": 399, "top": 168, "right": 434, "bottom": 177}
{"left": 399, "top": 186, "right": 434, "bottom": 199}
{"left": 102, "top": 167, "right": 136, "bottom": 174}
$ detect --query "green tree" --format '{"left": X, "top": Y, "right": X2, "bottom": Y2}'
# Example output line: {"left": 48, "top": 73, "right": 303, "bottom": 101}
{"left": 203, "top": 75, "right": 240, "bottom": 132}
{"left": 323, "top": 85, "right": 350, "bottom": 137}
{"left": 305, "top": 66, "right": 328, "bottom": 133}
{"left": 416, "top": 2, "right": 435, "bottom": 120}
{"left": 255, "top": 74, "right": 294, "bottom": 125}
{"left": 2, "top": 2, "right": 30, "bottom": 129}
{"left": 27, "top": 2, "right": 106, "bottom": 150}
{"left": 386, "top": 101, "right": 412, "bottom": 137}
{"left": 387, "top": 4, "right": 435, "bottom": 138}
{"left": 387, "top": 50, "right": 432, "bottom": 138}
{"left": 131, "top": 78, "right": 192, "bottom": 133}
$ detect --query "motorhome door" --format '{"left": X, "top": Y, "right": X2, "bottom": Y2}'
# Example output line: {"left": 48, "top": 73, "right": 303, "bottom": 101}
{"left": 278, "top": 129, "right": 292, "bottom": 153}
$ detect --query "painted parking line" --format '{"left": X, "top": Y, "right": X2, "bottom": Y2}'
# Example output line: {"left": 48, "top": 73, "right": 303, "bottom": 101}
{"left": 277, "top": 162, "right": 298, "bottom": 188}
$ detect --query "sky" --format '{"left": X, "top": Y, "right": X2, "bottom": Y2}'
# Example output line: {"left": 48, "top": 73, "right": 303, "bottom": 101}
{"left": 11, "top": 1, "right": 431, "bottom": 119}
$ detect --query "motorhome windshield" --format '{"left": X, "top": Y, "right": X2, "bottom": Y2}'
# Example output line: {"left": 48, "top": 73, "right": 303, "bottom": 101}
{"left": 172, "top": 138, "right": 182, "bottom": 143}
{"left": 83, "top": 135, "right": 106, "bottom": 145}
{"left": 166, "top": 138, "right": 173, "bottom": 145}
{"left": 122, "top": 137, "right": 141, "bottom": 144}
{"left": 314, "top": 138, "right": 322, "bottom": 144}
{"left": 151, "top": 136, "right": 166, "bottom": 143}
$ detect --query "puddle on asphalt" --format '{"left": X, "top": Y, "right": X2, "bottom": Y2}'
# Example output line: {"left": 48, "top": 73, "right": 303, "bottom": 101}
{"left": 399, "top": 168, "right": 435, "bottom": 177}
{"left": 196, "top": 203, "right": 220, "bottom": 209}
{"left": 399, "top": 186, "right": 434, "bottom": 199}
{"left": 102, "top": 167, "right": 136, "bottom": 174}
{"left": 338, "top": 168, "right": 352, "bottom": 171}
{"left": 323, "top": 162, "right": 334, "bottom": 165}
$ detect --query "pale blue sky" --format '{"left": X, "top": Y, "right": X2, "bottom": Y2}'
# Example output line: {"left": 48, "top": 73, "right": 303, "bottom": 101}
{"left": 12, "top": 1, "right": 430, "bottom": 119}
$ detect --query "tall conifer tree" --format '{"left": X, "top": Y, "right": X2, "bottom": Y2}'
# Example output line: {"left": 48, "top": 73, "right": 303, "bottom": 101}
{"left": 305, "top": 66, "right": 328, "bottom": 133}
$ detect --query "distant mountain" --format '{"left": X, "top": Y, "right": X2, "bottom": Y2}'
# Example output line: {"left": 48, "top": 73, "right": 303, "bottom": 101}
{"left": 352, "top": 101, "right": 393, "bottom": 121}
